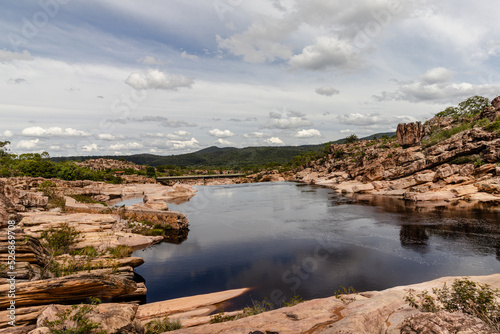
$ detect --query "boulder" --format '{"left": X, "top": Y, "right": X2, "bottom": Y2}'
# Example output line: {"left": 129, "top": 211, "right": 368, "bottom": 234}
{"left": 491, "top": 95, "right": 500, "bottom": 109}
{"left": 399, "top": 311, "right": 495, "bottom": 334}
{"left": 397, "top": 122, "right": 425, "bottom": 147}
{"left": 36, "top": 303, "right": 143, "bottom": 334}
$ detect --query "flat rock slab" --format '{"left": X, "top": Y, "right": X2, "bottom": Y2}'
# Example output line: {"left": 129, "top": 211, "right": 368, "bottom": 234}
{"left": 136, "top": 287, "right": 250, "bottom": 321}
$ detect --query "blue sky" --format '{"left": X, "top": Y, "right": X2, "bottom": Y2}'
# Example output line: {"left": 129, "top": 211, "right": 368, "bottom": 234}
{"left": 1, "top": 0, "right": 500, "bottom": 156}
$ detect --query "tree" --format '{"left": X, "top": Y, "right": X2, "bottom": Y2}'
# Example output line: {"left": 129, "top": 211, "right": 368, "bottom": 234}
{"left": 0, "top": 141, "right": 10, "bottom": 158}
{"left": 344, "top": 134, "right": 358, "bottom": 144}
{"left": 436, "top": 96, "right": 491, "bottom": 118}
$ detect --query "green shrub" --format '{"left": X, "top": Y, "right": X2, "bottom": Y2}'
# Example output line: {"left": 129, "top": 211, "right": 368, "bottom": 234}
{"left": 41, "top": 223, "right": 81, "bottom": 256}
{"left": 69, "top": 194, "right": 107, "bottom": 206}
{"left": 334, "top": 286, "right": 358, "bottom": 304}
{"left": 283, "top": 294, "right": 304, "bottom": 307}
{"left": 422, "top": 122, "right": 472, "bottom": 147}
{"left": 45, "top": 298, "right": 105, "bottom": 334}
{"left": 436, "top": 96, "right": 491, "bottom": 119}
{"left": 405, "top": 277, "right": 500, "bottom": 331}
{"left": 344, "top": 134, "right": 358, "bottom": 144}
{"left": 107, "top": 245, "right": 133, "bottom": 258}
{"left": 145, "top": 317, "right": 182, "bottom": 333}
{"left": 71, "top": 246, "right": 99, "bottom": 257}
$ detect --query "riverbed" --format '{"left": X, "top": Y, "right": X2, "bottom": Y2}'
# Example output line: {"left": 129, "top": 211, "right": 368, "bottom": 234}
{"left": 133, "top": 182, "right": 500, "bottom": 310}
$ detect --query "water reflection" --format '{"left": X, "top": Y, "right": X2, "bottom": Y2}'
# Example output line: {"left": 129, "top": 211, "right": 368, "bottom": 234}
{"left": 133, "top": 182, "right": 500, "bottom": 309}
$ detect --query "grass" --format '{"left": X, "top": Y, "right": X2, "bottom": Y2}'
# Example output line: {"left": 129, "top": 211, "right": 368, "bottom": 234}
{"left": 69, "top": 194, "right": 107, "bottom": 206}
{"left": 107, "top": 245, "right": 133, "bottom": 258}
{"left": 422, "top": 122, "right": 472, "bottom": 147}
{"left": 144, "top": 317, "right": 182, "bottom": 333}
{"left": 40, "top": 223, "right": 81, "bottom": 256}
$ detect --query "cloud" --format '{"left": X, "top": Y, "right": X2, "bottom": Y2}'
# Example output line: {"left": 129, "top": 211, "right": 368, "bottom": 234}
{"left": 98, "top": 133, "right": 125, "bottom": 140}
{"left": 419, "top": 67, "right": 455, "bottom": 84}
{"left": 109, "top": 116, "right": 197, "bottom": 128}
{"left": 315, "top": 86, "right": 340, "bottom": 96}
{"left": 16, "top": 139, "right": 39, "bottom": 150}
{"left": 289, "top": 36, "right": 362, "bottom": 71}
{"left": 264, "top": 137, "right": 285, "bottom": 145}
{"left": 267, "top": 110, "right": 312, "bottom": 129}
{"left": 208, "top": 129, "right": 235, "bottom": 138}
{"left": 22, "top": 127, "right": 90, "bottom": 137}
{"left": 229, "top": 117, "right": 258, "bottom": 122}
{"left": 216, "top": 17, "right": 295, "bottom": 63}
{"left": 81, "top": 143, "right": 99, "bottom": 152}
{"left": 152, "top": 138, "right": 200, "bottom": 150}
{"left": 337, "top": 113, "right": 417, "bottom": 132}
{"left": 7, "top": 78, "right": 28, "bottom": 85}
{"left": 2, "top": 130, "right": 13, "bottom": 138}
{"left": 243, "top": 132, "right": 270, "bottom": 138}
{"left": 138, "top": 56, "right": 165, "bottom": 65}
{"left": 216, "top": 139, "right": 235, "bottom": 146}
{"left": 296, "top": 129, "right": 321, "bottom": 138}
{"left": 109, "top": 142, "right": 143, "bottom": 150}
{"left": 125, "top": 69, "right": 194, "bottom": 90}
{"left": 181, "top": 51, "right": 198, "bottom": 61}
{"left": 166, "top": 130, "right": 191, "bottom": 139}
{"left": 0, "top": 50, "right": 33, "bottom": 62}
{"left": 337, "top": 113, "right": 385, "bottom": 126}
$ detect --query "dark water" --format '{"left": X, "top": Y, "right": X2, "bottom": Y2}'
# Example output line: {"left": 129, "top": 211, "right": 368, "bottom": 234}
{"left": 133, "top": 182, "right": 500, "bottom": 310}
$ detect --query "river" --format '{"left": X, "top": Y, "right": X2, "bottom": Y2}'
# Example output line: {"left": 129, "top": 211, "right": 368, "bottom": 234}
{"left": 133, "top": 181, "right": 500, "bottom": 310}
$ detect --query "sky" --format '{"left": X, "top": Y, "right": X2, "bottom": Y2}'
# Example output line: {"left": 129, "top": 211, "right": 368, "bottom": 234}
{"left": 1, "top": 0, "right": 500, "bottom": 157}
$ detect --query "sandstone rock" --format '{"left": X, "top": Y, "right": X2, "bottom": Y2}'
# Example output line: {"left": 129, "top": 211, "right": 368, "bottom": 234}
{"left": 476, "top": 106, "right": 500, "bottom": 122}
{"left": 0, "top": 305, "right": 45, "bottom": 329}
{"left": 37, "top": 303, "right": 143, "bottom": 334}
{"left": 435, "top": 164, "right": 455, "bottom": 179}
{"left": 414, "top": 172, "right": 436, "bottom": 184}
{"left": 397, "top": 122, "right": 425, "bottom": 147}
{"left": 352, "top": 183, "right": 375, "bottom": 193}
{"left": 389, "top": 177, "right": 417, "bottom": 190}
{"left": 492, "top": 95, "right": 500, "bottom": 109}
{"left": 481, "top": 139, "right": 500, "bottom": 163}
{"left": 404, "top": 191, "right": 456, "bottom": 202}
{"left": 474, "top": 164, "right": 497, "bottom": 175}
{"left": 0, "top": 273, "right": 143, "bottom": 308}
{"left": 399, "top": 311, "right": 495, "bottom": 334}
{"left": 451, "top": 184, "right": 479, "bottom": 197}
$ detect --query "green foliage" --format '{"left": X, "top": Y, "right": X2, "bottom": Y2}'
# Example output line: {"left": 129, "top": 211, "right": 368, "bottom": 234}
{"left": 344, "top": 134, "right": 359, "bottom": 144}
{"left": 283, "top": 294, "right": 304, "bottom": 307}
{"left": 45, "top": 298, "right": 106, "bottom": 334}
{"left": 334, "top": 286, "right": 358, "bottom": 304}
{"left": 145, "top": 317, "right": 182, "bottom": 333}
{"left": 210, "top": 298, "right": 275, "bottom": 324}
{"left": 146, "top": 166, "right": 156, "bottom": 178}
{"left": 485, "top": 118, "right": 500, "bottom": 133}
{"left": 422, "top": 122, "right": 472, "bottom": 147}
{"left": 406, "top": 278, "right": 500, "bottom": 331}
{"left": 71, "top": 246, "right": 99, "bottom": 258}
{"left": 41, "top": 223, "right": 81, "bottom": 256}
{"left": 436, "top": 96, "right": 491, "bottom": 119}
{"left": 69, "top": 194, "right": 107, "bottom": 206}
{"left": 107, "top": 245, "right": 133, "bottom": 258}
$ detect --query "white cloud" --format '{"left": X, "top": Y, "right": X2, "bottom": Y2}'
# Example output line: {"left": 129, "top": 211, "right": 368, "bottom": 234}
{"left": 268, "top": 117, "right": 312, "bottom": 129}
{"left": 0, "top": 50, "right": 33, "bottom": 62}
{"left": 296, "top": 129, "right": 321, "bottom": 138}
{"left": 208, "top": 129, "right": 235, "bottom": 138}
{"left": 152, "top": 138, "right": 200, "bottom": 150}
{"left": 216, "top": 139, "right": 235, "bottom": 146}
{"left": 216, "top": 18, "right": 294, "bottom": 63}
{"left": 264, "top": 137, "right": 285, "bottom": 145}
{"left": 22, "top": 127, "right": 90, "bottom": 137}
{"left": 98, "top": 133, "right": 125, "bottom": 141}
{"left": 338, "top": 113, "right": 385, "bottom": 126}
{"left": 243, "top": 132, "right": 270, "bottom": 138}
{"left": 138, "top": 56, "right": 165, "bottom": 65}
{"left": 2, "top": 130, "right": 13, "bottom": 138}
{"left": 289, "top": 36, "right": 362, "bottom": 71}
{"left": 81, "top": 143, "right": 99, "bottom": 152}
{"left": 315, "top": 86, "right": 340, "bottom": 96}
{"left": 125, "top": 69, "right": 194, "bottom": 90}
{"left": 109, "top": 142, "right": 143, "bottom": 150}
{"left": 419, "top": 67, "right": 455, "bottom": 84}
{"left": 181, "top": 51, "right": 198, "bottom": 61}
{"left": 17, "top": 139, "right": 39, "bottom": 150}
{"left": 7, "top": 78, "right": 28, "bottom": 85}
{"left": 166, "top": 131, "right": 190, "bottom": 139}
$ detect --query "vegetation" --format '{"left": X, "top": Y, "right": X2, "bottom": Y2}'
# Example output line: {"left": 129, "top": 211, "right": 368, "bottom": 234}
{"left": 405, "top": 277, "right": 500, "bottom": 331}
{"left": 38, "top": 180, "right": 66, "bottom": 211}
{"left": 334, "top": 286, "right": 359, "bottom": 304}
{"left": 144, "top": 317, "right": 182, "bottom": 333}
{"left": 344, "top": 134, "right": 359, "bottom": 144}
{"left": 128, "top": 220, "right": 172, "bottom": 237}
{"left": 45, "top": 297, "right": 106, "bottom": 334}
{"left": 69, "top": 194, "right": 107, "bottom": 206}
{"left": 436, "top": 95, "right": 491, "bottom": 119}
{"left": 41, "top": 223, "right": 81, "bottom": 256}
{"left": 107, "top": 245, "right": 133, "bottom": 258}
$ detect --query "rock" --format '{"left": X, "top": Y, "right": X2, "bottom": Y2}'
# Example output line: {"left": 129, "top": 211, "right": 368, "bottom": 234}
{"left": 476, "top": 106, "right": 500, "bottom": 122}
{"left": 17, "top": 191, "right": 48, "bottom": 208}
{"left": 481, "top": 139, "right": 500, "bottom": 163}
{"left": 404, "top": 191, "right": 456, "bottom": 202}
{"left": 435, "top": 164, "right": 455, "bottom": 179}
{"left": 397, "top": 122, "right": 425, "bottom": 147}
{"left": 352, "top": 183, "right": 375, "bottom": 193}
{"left": 414, "top": 172, "right": 436, "bottom": 184}
{"left": 0, "top": 305, "right": 45, "bottom": 329}
{"left": 399, "top": 310, "right": 495, "bottom": 334}
{"left": 451, "top": 184, "right": 479, "bottom": 197}
{"left": 389, "top": 177, "right": 418, "bottom": 190}
{"left": 474, "top": 164, "right": 497, "bottom": 175}
{"left": 36, "top": 303, "right": 143, "bottom": 334}
{"left": 492, "top": 95, "right": 500, "bottom": 109}
{"left": 0, "top": 273, "right": 143, "bottom": 308}
{"left": 0, "top": 180, "right": 23, "bottom": 227}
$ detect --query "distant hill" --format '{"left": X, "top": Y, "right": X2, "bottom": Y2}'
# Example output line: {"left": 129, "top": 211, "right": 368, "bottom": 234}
{"left": 52, "top": 132, "right": 395, "bottom": 168}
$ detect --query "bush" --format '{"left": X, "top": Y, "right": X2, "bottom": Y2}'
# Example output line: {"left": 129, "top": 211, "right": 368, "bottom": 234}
{"left": 41, "top": 223, "right": 81, "bottom": 256}
{"left": 145, "top": 317, "right": 182, "bottom": 333}
{"left": 405, "top": 277, "right": 500, "bottom": 331}
{"left": 344, "top": 134, "right": 358, "bottom": 144}
{"left": 422, "top": 122, "right": 472, "bottom": 147}
{"left": 436, "top": 96, "right": 491, "bottom": 119}
{"left": 45, "top": 298, "right": 105, "bottom": 334}
{"left": 107, "top": 245, "right": 133, "bottom": 258}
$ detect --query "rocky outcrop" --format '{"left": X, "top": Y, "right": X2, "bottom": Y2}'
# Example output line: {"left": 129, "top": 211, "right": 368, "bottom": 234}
{"left": 397, "top": 121, "right": 425, "bottom": 147}
{"left": 74, "top": 158, "right": 146, "bottom": 172}
{"left": 171, "top": 274, "right": 500, "bottom": 334}
{"left": 0, "top": 272, "right": 144, "bottom": 309}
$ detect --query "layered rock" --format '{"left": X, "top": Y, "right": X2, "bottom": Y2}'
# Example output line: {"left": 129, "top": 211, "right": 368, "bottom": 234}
{"left": 397, "top": 121, "right": 425, "bottom": 147}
